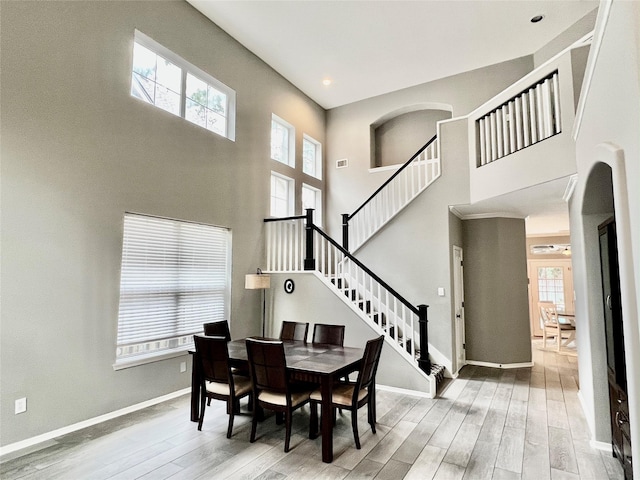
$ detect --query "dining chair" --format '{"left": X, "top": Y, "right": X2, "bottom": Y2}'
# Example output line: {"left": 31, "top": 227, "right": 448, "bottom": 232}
{"left": 279, "top": 321, "right": 309, "bottom": 343}
{"left": 203, "top": 320, "right": 231, "bottom": 341}
{"left": 311, "top": 323, "right": 345, "bottom": 346}
{"left": 193, "top": 335, "right": 252, "bottom": 437}
{"left": 539, "top": 301, "right": 576, "bottom": 351}
{"left": 245, "top": 338, "right": 315, "bottom": 452}
{"left": 309, "top": 335, "right": 384, "bottom": 449}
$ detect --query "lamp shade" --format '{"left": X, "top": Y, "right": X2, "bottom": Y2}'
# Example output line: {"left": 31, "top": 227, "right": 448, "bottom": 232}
{"left": 245, "top": 273, "right": 271, "bottom": 290}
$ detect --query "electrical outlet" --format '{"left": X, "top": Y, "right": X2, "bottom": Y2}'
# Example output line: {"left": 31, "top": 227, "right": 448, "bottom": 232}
{"left": 180, "top": 361, "right": 187, "bottom": 373}
{"left": 15, "top": 397, "right": 27, "bottom": 414}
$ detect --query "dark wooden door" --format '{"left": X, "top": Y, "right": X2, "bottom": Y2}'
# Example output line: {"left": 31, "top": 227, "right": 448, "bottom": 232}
{"left": 598, "top": 217, "right": 632, "bottom": 479}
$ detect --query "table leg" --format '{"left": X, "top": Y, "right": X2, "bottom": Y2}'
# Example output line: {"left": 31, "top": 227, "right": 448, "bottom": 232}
{"left": 320, "top": 375, "right": 334, "bottom": 463}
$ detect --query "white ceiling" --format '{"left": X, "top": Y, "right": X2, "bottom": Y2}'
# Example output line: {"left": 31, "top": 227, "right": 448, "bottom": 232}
{"left": 186, "top": 0, "right": 597, "bottom": 236}
{"left": 187, "top": 0, "right": 597, "bottom": 109}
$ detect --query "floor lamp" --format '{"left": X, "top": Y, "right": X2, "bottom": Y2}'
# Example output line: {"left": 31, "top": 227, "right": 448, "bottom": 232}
{"left": 245, "top": 268, "right": 271, "bottom": 337}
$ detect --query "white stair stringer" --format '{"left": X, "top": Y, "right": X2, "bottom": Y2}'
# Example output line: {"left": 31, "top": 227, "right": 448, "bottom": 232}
{"left": 314, "top": 270, "right": 442, "bottom": 398}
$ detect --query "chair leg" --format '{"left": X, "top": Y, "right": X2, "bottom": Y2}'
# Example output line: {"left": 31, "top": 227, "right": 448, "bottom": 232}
{"left": 368, "top": 398, "right": 376, "bottom": 434}
{"left": 284, "top": 410, "right": 292, "bottom": 452}
{"left": 250, "top": 412, "right": 258, "bottom": 443}
{"left": 198, "top": 392, "right": 207, "bottom": 431}
{"left": 227, "top": 399, "right": 234, "bottom": 438}
{"left": 351, "top": 410, "right": 361, "bottom": 449}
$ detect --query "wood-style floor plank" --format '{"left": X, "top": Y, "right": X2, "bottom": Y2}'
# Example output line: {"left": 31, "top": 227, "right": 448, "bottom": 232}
{"left": 0, "top": 340, "right": 625, "bottom": 480}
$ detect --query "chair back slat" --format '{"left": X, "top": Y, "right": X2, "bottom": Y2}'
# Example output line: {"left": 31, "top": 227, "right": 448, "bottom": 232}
{"left": 280, "top": 321, "right": 309, "bottom": 343}
{"left": 246, "top": 338, "right": 289, "bottom": 393}
{"left": 312, "top": 324, "right": 345, "bottom": 346}
{"left": 203, "top": 320, "right": 231, "bottom": 341}
{"left": 194, "top": 335, "right": 231, "bottom": 385}
{"left": 356, "top": 335, "right": 384, "bottom": 391}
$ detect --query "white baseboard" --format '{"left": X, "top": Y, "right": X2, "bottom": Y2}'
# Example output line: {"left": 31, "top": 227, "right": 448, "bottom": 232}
{"left": 466, "top": 360, "right": 534, "bottom": 369}
{"left": 590, "top": 439, "right": 613, "bottom": 452}
{"left": 0, "top": 388, "right": 191, "bottom": 461}
{"left": 377, "top": 383, "right": 434, "bottom": 399}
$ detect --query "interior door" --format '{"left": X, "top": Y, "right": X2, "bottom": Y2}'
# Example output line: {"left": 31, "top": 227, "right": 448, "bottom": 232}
{"left": 453, "top": 246, "right": 466, "bottom": 372}
{"left": 599, "top": 217, "right": 632, "bottom": 479}
{"left": 528, "top": 259, "right": 575, "bottom": 337}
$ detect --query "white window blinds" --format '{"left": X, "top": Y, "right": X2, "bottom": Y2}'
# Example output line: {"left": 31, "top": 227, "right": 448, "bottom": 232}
{"left": 115, "top": 213, "right": 231, "bottom": 367}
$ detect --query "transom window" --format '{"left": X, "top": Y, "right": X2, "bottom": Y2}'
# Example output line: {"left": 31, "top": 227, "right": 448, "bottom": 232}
{"left": 271, "top": 115, "right": 295, "bottom": 167}
{"left": 270, "top": 172, "right": 294, "bottom": 217}
{"left": 302, "top": 135, "right": 322, "bottom": 179}
{"left": 114, "top": 213, "right": 231, "bottom": 368}
{"left": 131, "top": 30, "right": 236, "bottom": 141}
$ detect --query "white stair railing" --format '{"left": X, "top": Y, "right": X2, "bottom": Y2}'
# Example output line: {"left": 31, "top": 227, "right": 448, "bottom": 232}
{"left": 342, "top": 135, "right": 440, "bottom": 252}
{"left": 265, "top": 212, "right": 431, "bottom": 373}
{"left": 476, "top": 70, "right": 561, "bottom": 167}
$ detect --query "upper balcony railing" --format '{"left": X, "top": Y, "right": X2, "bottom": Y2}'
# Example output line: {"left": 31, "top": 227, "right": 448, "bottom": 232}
{"left": 476, "top": 70, "right": 561, "bottom": 167}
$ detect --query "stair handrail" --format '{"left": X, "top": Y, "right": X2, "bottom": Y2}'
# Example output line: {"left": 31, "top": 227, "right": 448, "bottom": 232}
{"left": 342, "top": 134, "right": 438, "bottom": 250}
{"left": 264, "top": 209, "right": 431, "bottom": 373}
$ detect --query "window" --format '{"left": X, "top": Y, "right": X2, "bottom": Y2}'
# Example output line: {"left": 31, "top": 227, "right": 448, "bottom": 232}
{"left": 114, "top": 213, "right": 231, "bottom": 368}
{"left": 271, "top": 115, "right": 294, "bottom": 167}
{"left": 302, "top": 183, "right": 322, "bottom": 225}
{"left": 131, "top": 30, "right": 236, "bottom": 141}
{"left": 270, "top": 173, "right": 294, "bottom": 217}
{"left": 302, "top": 135, "right": 322, "bottom": 179}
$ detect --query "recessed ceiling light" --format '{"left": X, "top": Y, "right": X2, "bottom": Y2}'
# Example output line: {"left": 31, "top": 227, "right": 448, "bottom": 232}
{"left": 322, "top": 78, "right": 332, "bottom": 86}
{"left": 530, "top": 15, "right": 545, "bottom": 23}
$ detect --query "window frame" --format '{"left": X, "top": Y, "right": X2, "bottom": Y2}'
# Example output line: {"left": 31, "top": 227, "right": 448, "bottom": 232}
{"left": 301, "top": 183, "right": 322, "bottom": 226}
{"left": 302, "top": 134, "right": 322, "bottom": 179}
{"left": 113, "top": 212, "right": 232, "bottom": 370}
{"left": 131, "top": 30, "right": 236, "bottom": 141}
{"left": 271, "top": 114, "right": 295, "bottom": 167}
{"left": 270, "top": 172, "right": 295, "bottom": 218}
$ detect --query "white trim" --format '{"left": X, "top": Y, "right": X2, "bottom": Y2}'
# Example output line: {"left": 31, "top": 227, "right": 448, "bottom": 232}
{"left": 449, "top": 210, "right": 526, "bottom": 221}
{"left": 590, "top": 439, "right": 613, "bottom": 452}
{"left": 562, "top": 174, "right": 579, "bottom": 202}
{"left": 466, "top": 360, "right": 534, "bottom": 369}
{"left": 572, "top": 0, "right": 613, "bottom": 141}
{"left": 377, "top": 383, "right": 434, "bottom": 399}
{"left": 0, "top": 388, "right": 191, "bottom": 461}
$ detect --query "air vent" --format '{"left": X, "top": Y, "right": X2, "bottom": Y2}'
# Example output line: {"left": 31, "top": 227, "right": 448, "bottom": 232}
{"left": 336, "top": 158, "right": 348, "bottom": 169}
{"left": 530, "top": 244, "right": 571, "bottom": 255}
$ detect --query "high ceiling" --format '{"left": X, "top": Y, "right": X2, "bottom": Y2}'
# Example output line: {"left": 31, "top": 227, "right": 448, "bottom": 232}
{"left": 187, "top": 0, "right": 597, "bottom": 109}
{"left": 186, "top": 0, "right": 599, "bottom": 235}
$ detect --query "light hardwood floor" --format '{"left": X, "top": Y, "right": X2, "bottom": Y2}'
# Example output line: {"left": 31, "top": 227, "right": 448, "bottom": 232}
{"left": 1, "top": 341, "right": 624, "bottom": 479}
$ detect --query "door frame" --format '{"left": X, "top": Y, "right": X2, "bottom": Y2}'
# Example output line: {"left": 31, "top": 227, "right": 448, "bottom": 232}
{"left": 453, "top": 245, "right": 466, "bottom": 373}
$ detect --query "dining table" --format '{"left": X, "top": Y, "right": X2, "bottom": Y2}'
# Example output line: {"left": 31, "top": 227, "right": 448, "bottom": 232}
{"left": 190, "top": 338, "right": 365, "bottom": 463}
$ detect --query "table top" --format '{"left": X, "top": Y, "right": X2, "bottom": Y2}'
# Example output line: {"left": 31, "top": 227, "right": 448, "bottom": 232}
{"left": 227, "top": 338, "right": 364, "bottom": 376}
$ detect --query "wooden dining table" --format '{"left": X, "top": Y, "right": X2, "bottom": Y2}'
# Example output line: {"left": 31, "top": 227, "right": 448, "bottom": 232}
{"left": 190, "top": 338, "right": 364, "bottom": 463}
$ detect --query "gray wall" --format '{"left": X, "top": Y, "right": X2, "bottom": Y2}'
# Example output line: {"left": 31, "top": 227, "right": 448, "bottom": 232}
{"left": 373, "top": 109, "right": 451, "bottom": 168}
{"left": 462, "top": 218, "right": 532, "bottom": 365}
{"left": 267, "top": 273, "right": 431, "bottom": 393}
{"left": 533, "top": 8, "right": 598, "bottom": 67}
{"left": 0, "top": 1, "right": 324, "bottom": 446}
{"left": 569, "top": 0, "right": 640, "bottom": 460}
{"left": 325, "top": 56, "right": 534, "bottom": 239}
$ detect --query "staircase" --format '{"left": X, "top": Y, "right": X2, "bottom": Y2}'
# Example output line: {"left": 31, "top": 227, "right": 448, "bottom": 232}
{"left": 265, "top": 209, "right": 446, "bottom": 395}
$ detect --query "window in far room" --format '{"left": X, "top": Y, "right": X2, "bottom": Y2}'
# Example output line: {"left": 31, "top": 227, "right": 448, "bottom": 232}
{"left": 130, "top": 30, "right": 236, "bottom": 140}
{"left": 302, "top": 183, "right": 322, "bottom": 226}
{"left": 302, "top": 135, "right": 322, "bottom": 179}
{"left": 271, "top": 115, "right": 295, "bottom": 167}
{"left": 270, "top": 172, "right": 294, "bottom": 217}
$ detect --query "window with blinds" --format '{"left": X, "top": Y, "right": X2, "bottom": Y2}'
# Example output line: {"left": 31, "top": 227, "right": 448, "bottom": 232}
{"left": 114, "top": 213, "right": 231, "bottom": 368}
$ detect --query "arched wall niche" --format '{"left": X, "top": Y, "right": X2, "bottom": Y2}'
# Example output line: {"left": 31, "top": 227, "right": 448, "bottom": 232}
{"left": 370, "top": 103, "right": 453, "bottom": 168}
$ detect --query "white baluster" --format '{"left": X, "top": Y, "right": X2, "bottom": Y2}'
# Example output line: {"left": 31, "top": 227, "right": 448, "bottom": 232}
{"left": 478, "top": 118, "right": 486, "bottom": 166}
{"left": 553, "top": 72, "right": 561, "bottom": 134}
{"left": 496, "top": 109, "right": 504, "bottom": 159}
{"left": 515, "top": 96, "right": 523, "bottom": 150}
{"left": 529, "top": 88, "right": 538, "bottom": 143}
{"left": 508, "top": 101, "right": 516, "bottom": 154}
{"left": 541, "top": 78, "right": 552, "bottom": 139}
{"left": 490, "top": 112, "right": 497, "bottom": 162}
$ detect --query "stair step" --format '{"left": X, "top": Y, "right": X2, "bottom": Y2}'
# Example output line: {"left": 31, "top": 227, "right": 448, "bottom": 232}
{"left": 358, "top": 300, "right": 371, "bottom": 313}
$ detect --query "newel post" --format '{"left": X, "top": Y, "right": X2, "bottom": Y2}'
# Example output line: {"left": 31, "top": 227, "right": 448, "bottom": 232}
{"left": 304, "top": 208, "right": 315, "bottom": 271}
{"left": 417, "top": 304, "right": 431, "bottom": 374}
{"left": 342, "top": 213, "right": 349, "bottom": 251}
